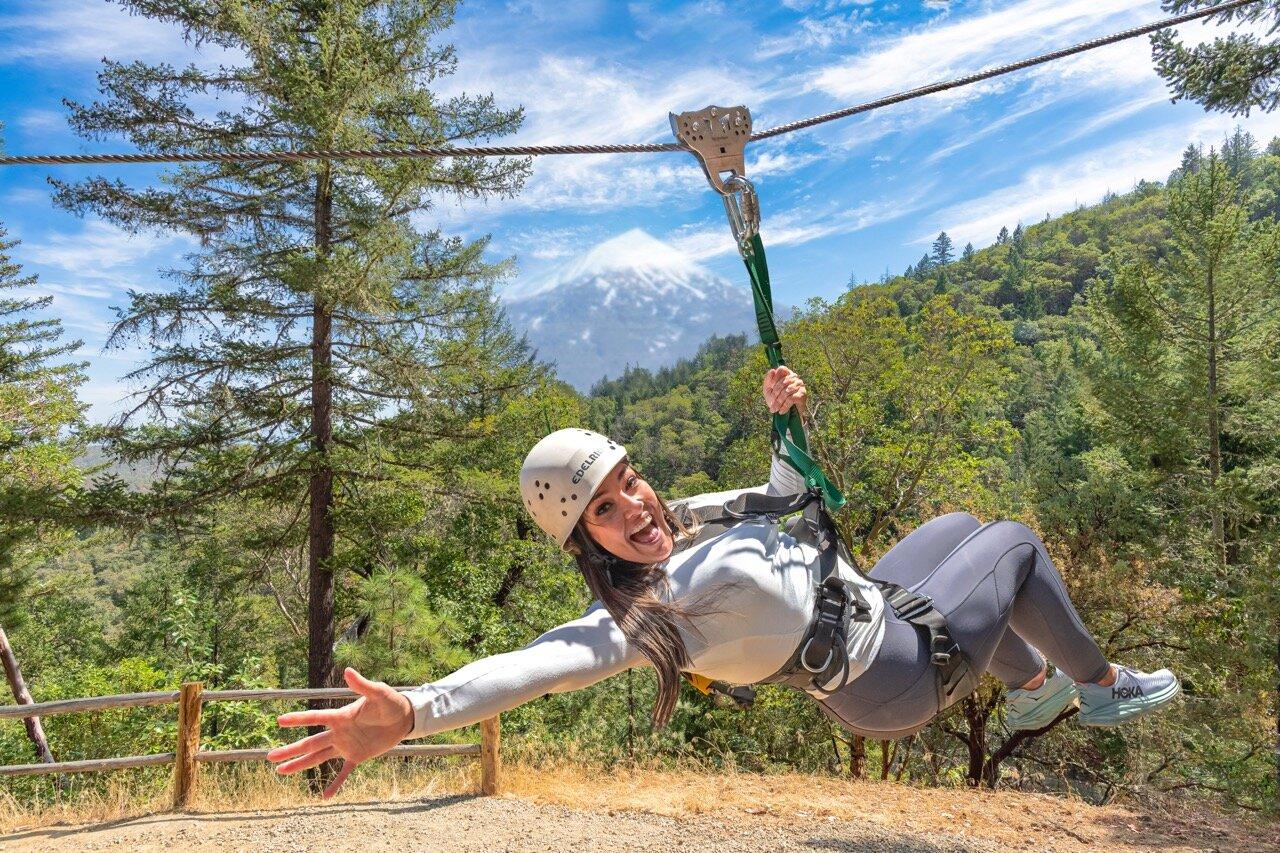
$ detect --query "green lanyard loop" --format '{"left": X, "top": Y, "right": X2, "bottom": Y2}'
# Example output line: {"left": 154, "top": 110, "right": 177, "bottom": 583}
{"left": 741, "top": 234, "right": 846, "bottom": 512}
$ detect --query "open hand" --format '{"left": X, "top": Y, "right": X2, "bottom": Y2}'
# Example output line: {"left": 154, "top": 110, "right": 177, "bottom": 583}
{"left": 762, "top": 366, "right": 808, "bottom": 417}
{"left": 267, "top": 667, "right": 414, "bottom": 798}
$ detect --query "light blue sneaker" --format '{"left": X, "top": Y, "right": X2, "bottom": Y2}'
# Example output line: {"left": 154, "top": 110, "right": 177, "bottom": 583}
{"left": 1004, "top": 669, "right": 1079, "bottom": 731}
{"left": 1077, "top": 665, "right": 1181, "bottom": 726}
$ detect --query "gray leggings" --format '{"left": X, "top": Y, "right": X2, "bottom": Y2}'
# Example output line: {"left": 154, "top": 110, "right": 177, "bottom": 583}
{"left": 818, "top": 513, "right": 1110, "bottom": 739}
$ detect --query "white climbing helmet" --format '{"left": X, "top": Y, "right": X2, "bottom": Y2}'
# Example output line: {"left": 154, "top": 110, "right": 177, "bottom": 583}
{"left": 520, "top": 428, "right": 628, "bottom": 547}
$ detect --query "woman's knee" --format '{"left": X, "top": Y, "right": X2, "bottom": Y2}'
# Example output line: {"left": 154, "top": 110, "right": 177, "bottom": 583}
{"left": 978, "top": 519, "right": 1037, "bottom": 544}
{"left": 929, "top": 511, "right": 981, "bottom": 533}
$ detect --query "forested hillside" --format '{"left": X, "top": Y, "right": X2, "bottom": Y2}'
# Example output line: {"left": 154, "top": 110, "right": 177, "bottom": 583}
{"left": 3, "top": 127, "right": 1277, "bottom": 817}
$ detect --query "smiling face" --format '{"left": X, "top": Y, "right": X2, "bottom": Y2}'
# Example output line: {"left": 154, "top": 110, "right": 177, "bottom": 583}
{"left": 580, "top": 458, "right": 674, "bottom": 564}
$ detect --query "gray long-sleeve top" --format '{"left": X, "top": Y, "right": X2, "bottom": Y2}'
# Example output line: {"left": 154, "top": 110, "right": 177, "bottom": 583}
{"left": 404, "top": 452, "right": 887, "bottom": 739}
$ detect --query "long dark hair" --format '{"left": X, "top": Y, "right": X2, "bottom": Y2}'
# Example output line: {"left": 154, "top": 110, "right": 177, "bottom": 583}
{"left": 565, "top": 484, "right": 733, "bottom": 728}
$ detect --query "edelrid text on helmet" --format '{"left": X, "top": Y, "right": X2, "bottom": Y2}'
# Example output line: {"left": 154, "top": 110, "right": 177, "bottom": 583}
{"left": 520, "top": 429, "right": 627, "bottom": 547}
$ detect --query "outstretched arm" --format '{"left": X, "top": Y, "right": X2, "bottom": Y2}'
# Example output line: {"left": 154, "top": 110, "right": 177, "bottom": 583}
{"left": 268, "top": 601, "right": 643, "bottom": 796}
{"left": 402, "top": 602, "right": 644, "bottom": 738}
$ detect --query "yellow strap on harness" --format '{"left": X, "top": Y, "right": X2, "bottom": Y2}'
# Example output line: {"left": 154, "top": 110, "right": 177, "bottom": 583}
{"left": 683, "top": 672, "right": 715, "bottom": 695}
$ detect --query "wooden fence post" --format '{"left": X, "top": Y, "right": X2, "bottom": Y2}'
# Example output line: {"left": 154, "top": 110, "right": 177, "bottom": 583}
{"left": 172, "top": 682, "right": 202, "bottom": 809}
{"left": 480, "top": 715, "right": 500, "bottom": 795}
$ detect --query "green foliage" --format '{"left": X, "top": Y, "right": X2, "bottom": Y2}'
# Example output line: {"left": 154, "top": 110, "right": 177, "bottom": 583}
{"left": 1152, "top": 2, "right": 1280, "bottom": 116}
{"left": 9, "top": 129, "right": 1280, "bottom": 815}
{"left": 0, "top": 223, "right": 87, "bottom": 625}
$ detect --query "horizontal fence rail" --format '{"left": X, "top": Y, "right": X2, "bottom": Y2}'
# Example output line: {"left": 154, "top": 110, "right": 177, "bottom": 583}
{"left": 0, "top": 686, "right": 426, "bottom": 719}
{"left": 0, "top": 682, "right": 500, "bottom": 805}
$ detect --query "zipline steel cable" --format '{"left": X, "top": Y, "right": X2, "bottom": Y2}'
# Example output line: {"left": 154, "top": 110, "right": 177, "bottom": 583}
{"left": 0, "top": 0, "right": 1261, "bottom": 168}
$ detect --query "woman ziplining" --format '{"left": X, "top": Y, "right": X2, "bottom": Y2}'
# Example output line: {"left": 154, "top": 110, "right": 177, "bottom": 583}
{"left": 252, "top": 5, "right": 1255, "bottom": 798}
{"left": 266, "top": 365, "right": 1182, "bottom": 798}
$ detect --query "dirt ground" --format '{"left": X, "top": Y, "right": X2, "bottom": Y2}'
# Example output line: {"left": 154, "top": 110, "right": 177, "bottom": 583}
{"left": 3, "top": 768, "right": 1273, "bottom": 852}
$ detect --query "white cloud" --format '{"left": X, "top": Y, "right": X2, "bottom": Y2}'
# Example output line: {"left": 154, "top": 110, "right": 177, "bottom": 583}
{"left": 808, "top": 0, "right": 1151, "bottom": 103}
{"left": 431, "top": 49, "right": 788, "bottom": 216}
{"left": 0, "top": 0, "right": 236, "bottom": 66}
{"left": 758, "top": 12, "right": 870, "bottom": 60}
{"left": 668, "top": 186, "right": 932, "bottom": 263}
{"left": 18, "top": 219, "right": 186, "bottom": 279}
{"left": 923, "top": 110, "right": 1280, "bottom": 248}
{"left": 16, "top": 109, "right": 64, "bottom": 133}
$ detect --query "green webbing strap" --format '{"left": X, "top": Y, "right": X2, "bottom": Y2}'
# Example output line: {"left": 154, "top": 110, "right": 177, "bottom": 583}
{"left": 741, "top": 234, "right": 846, "bottom": 512}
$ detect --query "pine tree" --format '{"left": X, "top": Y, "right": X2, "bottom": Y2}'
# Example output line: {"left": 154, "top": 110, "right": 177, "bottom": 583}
{"left": 1153, "top": 2, "right": 1280, "bottom": 116}
{"left": 1170, "top": 143, "right": 1204, "bottom": 183}
{"left": 931, "top": 231, "right": 954, "bottom": 267}
{"left": 1083, "top": 152, "right": 1280, "bottom": 567}
{"left": 996, "top": 226, "right": 1010, "bottom": 245}
{"left": 913, "top": 252, "right": 933, "bottom": 281}
{"left": 1222, "top": 126, "right": 1258, "bottom": 181}
{"left": 961, "top": 242, "right": 975, "bottom": 262}
{"left": 51, "top": 0, "right": 537, "bottom": 766}
{"left": 0, "top": 225, "right": 87, "bottom": 625}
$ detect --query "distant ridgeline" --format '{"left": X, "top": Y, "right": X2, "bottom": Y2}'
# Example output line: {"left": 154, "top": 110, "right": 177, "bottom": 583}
{"left": 76, "top": 445, "right": 163, "bottom": 491}
{"left": 508, "top": 133, "right": 1271, "bottom": 397}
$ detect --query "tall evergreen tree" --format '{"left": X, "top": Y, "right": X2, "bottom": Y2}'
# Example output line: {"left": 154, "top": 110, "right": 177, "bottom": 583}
{"left": 1170, "top": 142, "right": 1204, "bottom": 183}
{"left": 961, "top": 242, "right": 975, "bottom": 262}
{"left": 931, "top": 231, "right": 954, "bottom": 266}
{"left": 1222, "top": 126, "right": 1258, "bottom": 182}
{"left": 1152, "top": 1, "right": 1280, "bottom": 116}
{"left": 1082, "top": 152, "right": 1280, "bottom": 566}
{"left": 913, "top": 252, "right": 933, "bottom": 281}
{"left": 996, "top": 226, "right": 1010, "bottom": 245}
{"left": 0, "top": 225, "right": 86, "bottom": 625}
{"left": 52, "top": 0, "right": 537, "bottom": 764}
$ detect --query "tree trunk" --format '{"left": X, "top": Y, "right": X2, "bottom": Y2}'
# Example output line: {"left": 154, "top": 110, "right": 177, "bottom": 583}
{"left": 963, "top": 696, "right": 986, "bottom": 786}
{"left": 0, "top": 627, "right": 64, "bottom": 788}
{"left": 1205, "top": 266, "right": 1225, "bottom": 570}
{"left": 307, "top": 167, "right": 339, "bottom": 789}
{"left": 850, "top": 734, "right": 865, "bottom": 778}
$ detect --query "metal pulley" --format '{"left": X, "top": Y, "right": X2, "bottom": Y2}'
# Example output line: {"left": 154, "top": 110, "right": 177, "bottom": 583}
{"left": 669, "top": 105, "right": 760, "bottom": 252}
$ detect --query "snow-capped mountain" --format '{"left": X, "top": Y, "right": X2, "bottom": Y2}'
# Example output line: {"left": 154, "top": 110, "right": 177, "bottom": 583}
{"left": 502, "top": 229, "right": 771, "bottom": 390}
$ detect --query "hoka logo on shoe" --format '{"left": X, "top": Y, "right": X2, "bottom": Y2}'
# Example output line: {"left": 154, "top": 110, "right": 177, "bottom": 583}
{"left": 1111, "top": 684, "right": 1144, "bottom": 699}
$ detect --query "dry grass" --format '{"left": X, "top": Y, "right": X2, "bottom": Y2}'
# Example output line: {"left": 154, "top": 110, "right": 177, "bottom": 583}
{"left": 0, "top": 758, "right": 477, "bottom": 834}
{"left": 2, "top": 749, "right": 1273, "bottom": 852}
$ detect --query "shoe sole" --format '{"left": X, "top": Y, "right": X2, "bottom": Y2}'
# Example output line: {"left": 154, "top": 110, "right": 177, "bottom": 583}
{"left": 1007, "top": 679, "right": 1079, "bottom": 731}
{"left": 1079, "top": 679, "right": 1182, "bottom": 727}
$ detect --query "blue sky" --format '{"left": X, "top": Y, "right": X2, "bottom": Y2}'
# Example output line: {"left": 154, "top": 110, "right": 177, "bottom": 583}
{"left": 3, "top": 0, "right": 1280, "bottom": 422}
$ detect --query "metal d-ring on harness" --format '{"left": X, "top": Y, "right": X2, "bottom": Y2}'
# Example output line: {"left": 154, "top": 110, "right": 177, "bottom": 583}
{"left": 670, "top": 106, "right": 976, "bottom": 717}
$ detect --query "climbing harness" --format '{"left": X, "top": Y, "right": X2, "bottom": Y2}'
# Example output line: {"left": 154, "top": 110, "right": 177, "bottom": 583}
{"left": 679, "top": 488, "right": 975, "bottom": 716}
{"left": 670, "top": 107, "right": 976, "bottom": 719}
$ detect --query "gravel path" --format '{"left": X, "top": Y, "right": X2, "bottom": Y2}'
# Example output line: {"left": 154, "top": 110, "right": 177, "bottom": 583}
{"left": 1, "top": 794, "right": 1045, "bottom": 853}
{"left": 4, "top": 790, "right": 1268, "bottom": 853}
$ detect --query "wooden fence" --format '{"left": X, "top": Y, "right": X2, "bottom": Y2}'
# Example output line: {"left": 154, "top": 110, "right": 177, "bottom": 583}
{"left": 0, "top": 682, "right": 500, "bottom": 807}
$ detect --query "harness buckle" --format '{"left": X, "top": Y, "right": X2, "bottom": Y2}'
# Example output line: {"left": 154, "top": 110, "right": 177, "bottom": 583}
{"left": 799, "top": 636, "right": 835, "bottom": 674}
{"left": 930, "top": 633, "right": 960, "bottom": 667}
